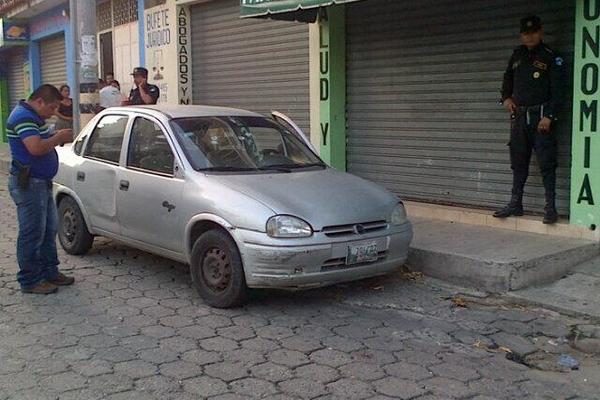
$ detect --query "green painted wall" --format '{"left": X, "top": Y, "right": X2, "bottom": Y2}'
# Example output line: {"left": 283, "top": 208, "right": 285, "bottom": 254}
{"left": 570, "top": 0, "right": 600, "bottom": 228}
{"left": 318, "top": 6, "right": 346, "bottom": 170}
{"left": 0, "top": 79, "right": 9, "bottom": 143}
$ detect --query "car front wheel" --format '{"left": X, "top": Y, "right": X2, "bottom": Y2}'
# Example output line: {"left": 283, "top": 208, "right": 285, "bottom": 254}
{"left": 190, "top": 229, "right": 248, "bottom": 308}
{"left": 57, "top": 196, "right": 94, "bottom": 255}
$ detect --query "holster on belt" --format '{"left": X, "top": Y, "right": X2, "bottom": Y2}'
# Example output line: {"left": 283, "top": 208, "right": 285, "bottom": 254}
{"left": 12, "top": 160, "right": 31, "bottom": 189}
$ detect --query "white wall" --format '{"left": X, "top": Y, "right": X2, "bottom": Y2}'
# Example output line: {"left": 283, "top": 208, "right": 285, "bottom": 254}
{"left": 113, "top": 22, "right": 140, "bottom": 97}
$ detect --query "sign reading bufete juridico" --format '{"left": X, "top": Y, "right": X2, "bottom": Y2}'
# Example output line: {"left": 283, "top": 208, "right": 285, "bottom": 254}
{"left": 571, "top": 0, "right": 600, "bottom": 228}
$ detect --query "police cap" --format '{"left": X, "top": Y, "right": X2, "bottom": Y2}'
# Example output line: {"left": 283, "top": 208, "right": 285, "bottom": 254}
{"left": 130, "top": 67, "right": 149, "bottom": 77}
{"left": 520, "top": 15, "right": 542, "bottom": 33}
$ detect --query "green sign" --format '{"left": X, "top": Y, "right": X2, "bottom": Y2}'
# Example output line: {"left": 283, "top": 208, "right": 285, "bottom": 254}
{"left": 571, "top": 0, "right": 600, "bottom": 228}
{"left": 240, "top": 0, "right": 362, "bottom": 18}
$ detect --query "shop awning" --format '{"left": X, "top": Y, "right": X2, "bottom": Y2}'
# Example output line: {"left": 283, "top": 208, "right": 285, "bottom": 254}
{"left": 240, "top": 0, "right": 364, "bottom": 21}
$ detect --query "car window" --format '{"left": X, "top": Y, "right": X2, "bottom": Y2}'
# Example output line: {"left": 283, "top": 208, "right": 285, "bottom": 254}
{"left": 85, "top": 115, "right": 128, "bottom": 164}
{"left": 127, "top": 117, "right": 175, "bottom": 175}
{"left": 72, "top": 133, "right": 86, "bottom": 156}
{"left": 170, "top": 116, "right": 322, "bottom": 172}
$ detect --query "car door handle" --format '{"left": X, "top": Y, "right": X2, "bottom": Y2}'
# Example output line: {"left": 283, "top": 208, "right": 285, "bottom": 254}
{"left": 76, "top": 171, "right": 85, "bottom": 181}
{"left": 162, "top": 201, "right": 176, "bottom": 212}
{"left": 119, "top": 180, "right": 130, "bottom": 191}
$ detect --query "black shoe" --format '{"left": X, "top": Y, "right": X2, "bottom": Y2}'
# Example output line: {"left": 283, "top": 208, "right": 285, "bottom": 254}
{"left": 543, "top": 207, "right": 558, "bottom": 224}
{"left": 493, "top": 192, "right": 524, "bottom": 218}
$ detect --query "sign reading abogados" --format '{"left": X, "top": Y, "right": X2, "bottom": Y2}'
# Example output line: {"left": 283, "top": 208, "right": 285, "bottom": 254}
{"left": 240, "top": 0, "right": 363, "bottom": 18}
{"left": 572, "top": 0, "right": 600, "bottom": 228}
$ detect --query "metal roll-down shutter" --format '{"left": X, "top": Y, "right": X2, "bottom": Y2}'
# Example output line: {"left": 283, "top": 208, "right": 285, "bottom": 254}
{"left": 40, "top": 34, "right": 68, "bottom": 89}
{"left": 346, "top": 0, "right": 574, "bottom": 214}
{"left": 7, "top": 48, "right": 26, "bottom": 108}
{"left": 191, "top": 0, "right": 310, "bottom": 135}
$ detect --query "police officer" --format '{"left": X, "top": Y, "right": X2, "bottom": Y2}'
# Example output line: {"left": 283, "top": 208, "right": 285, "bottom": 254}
{"left": 494, "top": 15, "right": 566, "bottom": 224}
{"left": 124, "top": 67, "right": 160, "bottom": 105}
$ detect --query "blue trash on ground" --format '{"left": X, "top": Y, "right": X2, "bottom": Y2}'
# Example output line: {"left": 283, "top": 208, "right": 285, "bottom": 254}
{"left": 557, "top": 354, "right": 580, "bottom": 370}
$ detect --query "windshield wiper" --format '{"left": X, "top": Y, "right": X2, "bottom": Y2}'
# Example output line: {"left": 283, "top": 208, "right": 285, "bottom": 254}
{"left": 198, "top": 166, "right": 257, "bottom": 172}
{"left": 262, "top": 162, "right": 326, "bottom": 170}
{"left": 257, "top": 165, "right": 292, "bottom": 173}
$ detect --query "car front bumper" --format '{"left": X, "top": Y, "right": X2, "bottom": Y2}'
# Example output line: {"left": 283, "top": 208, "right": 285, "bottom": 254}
{"left": 233, "top": 222, "right": 413, "bottom": 289}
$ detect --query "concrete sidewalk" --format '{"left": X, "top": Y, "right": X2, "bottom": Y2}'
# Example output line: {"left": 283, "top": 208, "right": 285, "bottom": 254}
{"left": 508, "top": 256, "right": 600, "bottom": 319}
{"left": 1, "top": 141, "right": 597, "bottom": 298}
{"left": 408, "top": 218, "right": 599, "bottom": 293}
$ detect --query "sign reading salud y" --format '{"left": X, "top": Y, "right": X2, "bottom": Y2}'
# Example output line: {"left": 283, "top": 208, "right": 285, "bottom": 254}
{"left": 571, "top": 0, "right": 600, "bottom": 228}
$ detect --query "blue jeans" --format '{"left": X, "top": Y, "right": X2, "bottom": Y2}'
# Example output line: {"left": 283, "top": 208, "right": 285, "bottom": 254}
{"left": 8, "top": 175, "right": 60, "bottom": 289}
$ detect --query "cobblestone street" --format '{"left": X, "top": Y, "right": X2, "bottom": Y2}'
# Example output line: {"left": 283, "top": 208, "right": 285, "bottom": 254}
{"left": 1, "top": 172, "right": 600, "bottom": 400}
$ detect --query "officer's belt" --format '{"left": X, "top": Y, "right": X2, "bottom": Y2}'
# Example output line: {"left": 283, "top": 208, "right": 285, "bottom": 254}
{"left": 515, "top": 103, "right": 548, "bottom": 125}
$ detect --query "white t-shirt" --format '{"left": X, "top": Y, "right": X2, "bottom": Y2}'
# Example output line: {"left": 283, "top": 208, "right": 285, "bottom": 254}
{"left": 99, "top": 86, "right": 123, "bottom": 108}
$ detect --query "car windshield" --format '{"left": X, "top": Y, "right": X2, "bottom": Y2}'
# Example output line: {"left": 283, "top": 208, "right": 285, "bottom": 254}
{"left": 170, "top": 116, "right": 325, "bottom": 172}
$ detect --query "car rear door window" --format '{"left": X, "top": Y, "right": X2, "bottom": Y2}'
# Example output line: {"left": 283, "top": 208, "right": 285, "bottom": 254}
{"left": 127, "top": 117, "right": 175, "bottom": 175}
{"left": 85, "top": 115, "right": 128, "bottom": 164}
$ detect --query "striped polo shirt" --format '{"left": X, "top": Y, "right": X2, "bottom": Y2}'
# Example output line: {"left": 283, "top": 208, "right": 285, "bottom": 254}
{"left": 6, "top": 101, "right": 58, "bottom": 179}
{"left": 7, "top": 101, "right": 58, "bottom": 180}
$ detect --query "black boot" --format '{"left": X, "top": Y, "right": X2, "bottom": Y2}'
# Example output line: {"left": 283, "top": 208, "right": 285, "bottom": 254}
{"left": 493, "top": 192, "right": 524, "bottom": 218}
{"left": 543, "top": 193, "right": 558, "bottom": 224}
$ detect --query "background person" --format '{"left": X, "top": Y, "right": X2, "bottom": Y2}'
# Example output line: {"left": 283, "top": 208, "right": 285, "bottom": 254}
{"left": 54, "top": 84, "right": 73, "bottom": 130}
{"left": 99, "top": 78, "right": 123, "bottom": 110}
{"left": 494, "top": 15, "right": 566, "bottom": 224}
{"left": 6, "top": 84, "right": 75, "bottom": 294}
{"left": 123, "top": 67, "right": 160, "bottom": 105}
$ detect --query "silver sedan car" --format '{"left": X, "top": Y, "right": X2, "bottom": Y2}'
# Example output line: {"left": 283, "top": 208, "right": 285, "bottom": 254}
{"left": 54, "top": 105, "right": 413, "bottom": 307}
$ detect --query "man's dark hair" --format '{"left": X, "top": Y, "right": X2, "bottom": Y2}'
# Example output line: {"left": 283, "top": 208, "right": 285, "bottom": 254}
{"left": 28, "top": 84, "right": 62, "bottom": 103}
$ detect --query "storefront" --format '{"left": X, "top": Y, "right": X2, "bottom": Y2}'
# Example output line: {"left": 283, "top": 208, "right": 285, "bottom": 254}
{"left": 241, "top": 0, "right": 592, "bottom": 222}
{"left": 344, "top": 0, "right": 574, "bottom": 215}
{"left": 19, "top": 5, "right": 74, "bottom": 95}
{"left": 0, "top": 17, "right": 29, "bottom": 142}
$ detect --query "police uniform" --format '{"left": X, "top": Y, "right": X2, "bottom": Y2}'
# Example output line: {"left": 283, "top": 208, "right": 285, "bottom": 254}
{"left": 128, "top": 67, "right": 160, "bottom": 105}
{"left": 495, "top": 16, "right": 566, "bottom": 224}
{"left": 128, "top": 83, "right": 160, "bottom": 105}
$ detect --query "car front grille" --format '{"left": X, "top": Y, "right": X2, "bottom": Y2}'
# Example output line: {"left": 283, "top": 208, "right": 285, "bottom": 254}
{"left": 322, "top": 220, "right": 388, "bottom": 238}
{"left": 320, "top": 251, "right": 388, "bottom": 272}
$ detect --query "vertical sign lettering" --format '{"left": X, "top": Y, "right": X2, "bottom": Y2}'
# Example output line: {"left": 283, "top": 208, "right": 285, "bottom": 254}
{"left": 319, "top": 22, "right": 330, "bottom": 148}
{"left": 177, "top": 5, "right": 192, "bottom": 104}
{"left": 571, "top": 0, "right": 600, "bottom": 226}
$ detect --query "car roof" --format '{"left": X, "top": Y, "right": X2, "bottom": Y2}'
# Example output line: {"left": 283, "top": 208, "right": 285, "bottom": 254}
{"left": 106, "top": 104, "right": 265, "bottom": 119}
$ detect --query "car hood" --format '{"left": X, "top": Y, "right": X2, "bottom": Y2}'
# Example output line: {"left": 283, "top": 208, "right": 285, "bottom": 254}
{"left": 213, "top": 168, "right": 399, "bottom": 230}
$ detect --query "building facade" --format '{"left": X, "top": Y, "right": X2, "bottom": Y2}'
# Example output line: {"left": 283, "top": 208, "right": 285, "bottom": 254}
{"left": 1, "top": 0, "right": 599, "bottom": 229}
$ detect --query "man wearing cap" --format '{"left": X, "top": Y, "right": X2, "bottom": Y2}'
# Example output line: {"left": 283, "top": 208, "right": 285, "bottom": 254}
{"left": 494, "top": 15, "right": 566, "bottom": 224}
{"left": 124, "top": 67, "right": 160, "bottom": 105}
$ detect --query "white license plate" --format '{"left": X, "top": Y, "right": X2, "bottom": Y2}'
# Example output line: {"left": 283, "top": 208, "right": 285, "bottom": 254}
{"left": 346, "top": 242, "right": 379, "bottom": 265}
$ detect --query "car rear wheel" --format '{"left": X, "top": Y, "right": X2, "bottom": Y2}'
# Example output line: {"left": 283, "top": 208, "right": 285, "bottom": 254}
{"left": 58, "top": 196, "right": 94, "bottom": 255}
{"left": 190, "top": 229, "right": 248, "bottom": 308}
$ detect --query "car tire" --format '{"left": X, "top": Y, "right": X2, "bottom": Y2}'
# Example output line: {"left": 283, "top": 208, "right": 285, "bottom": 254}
{"left": 190, "top": 229, "right": 248, "bottom": 308}
{"left": 57, "top": 196, "right": 94, "bottom": 255}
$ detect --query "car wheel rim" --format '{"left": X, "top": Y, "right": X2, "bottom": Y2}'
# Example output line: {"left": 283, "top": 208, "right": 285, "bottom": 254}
{"left": 201, "top": 247, "right": 232, "bottom": 293}
{"left": 62, "top": 208, "right": 77, "bottom": 244}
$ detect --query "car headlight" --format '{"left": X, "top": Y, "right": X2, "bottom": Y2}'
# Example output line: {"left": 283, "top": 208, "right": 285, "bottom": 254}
{"left": 390, "top": 203, "right": 408, "bottom": 225}
{"left": 267, "top": 215, "right": 313, "bottom": 238}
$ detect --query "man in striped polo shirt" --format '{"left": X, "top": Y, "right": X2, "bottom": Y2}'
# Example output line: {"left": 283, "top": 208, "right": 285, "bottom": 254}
{"left": 7, "top": 84, "right": 74, "bottom": 294}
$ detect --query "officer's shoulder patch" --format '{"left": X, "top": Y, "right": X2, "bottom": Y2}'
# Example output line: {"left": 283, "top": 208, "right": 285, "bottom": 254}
{"left": 555, "top": 56, "right": 564, "bottom": 66}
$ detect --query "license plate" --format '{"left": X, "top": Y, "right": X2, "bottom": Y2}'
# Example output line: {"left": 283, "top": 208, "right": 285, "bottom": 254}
{"left": 346, "top": 242, "right": 379, "bottom": 265}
